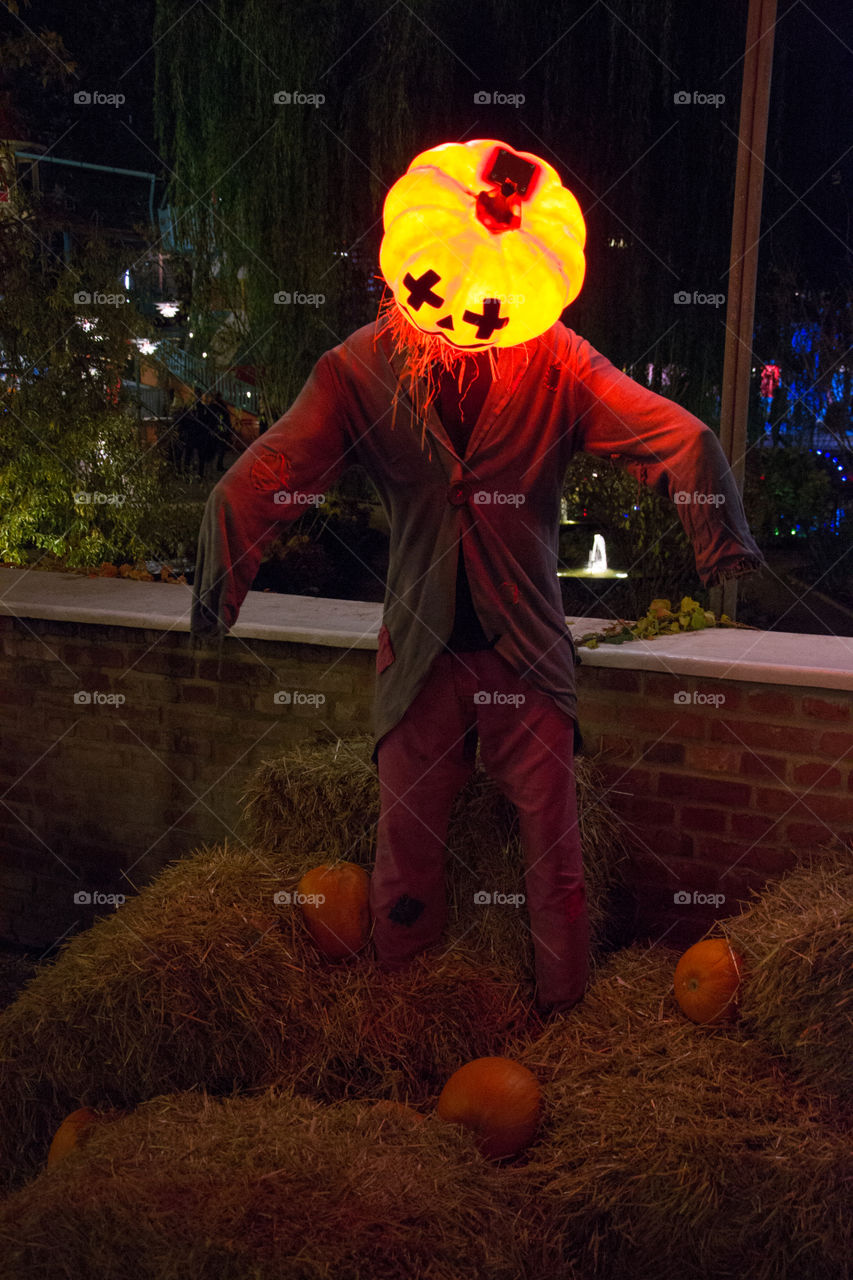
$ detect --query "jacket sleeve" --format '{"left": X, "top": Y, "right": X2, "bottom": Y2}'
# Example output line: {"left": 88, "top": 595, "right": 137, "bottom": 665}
{"left": 565, "top": 333, "right": 766, "bottom": 587}
{"left": 191, "top": 351, "right": 350, "bottom": 638}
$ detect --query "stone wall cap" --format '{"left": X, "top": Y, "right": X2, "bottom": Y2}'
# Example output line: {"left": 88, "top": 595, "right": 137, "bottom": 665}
{"left": 0, "top": 568, "right": 382, "bottom": 649}
{"left": 576, "top": 624, "right": 853, "bottom": 691}
{"left": 1, "top": 568, "right": 852, "bottom": 691}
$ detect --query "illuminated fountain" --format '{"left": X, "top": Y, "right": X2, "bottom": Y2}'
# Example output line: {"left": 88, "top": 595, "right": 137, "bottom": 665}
{"left": 557, "top": 501, "right": 629, "bottom": 617}
{"left": 587, "top": 533, "right": 608, "bottom": 575}
{"left": 558, "top": 533, "right": 627, "bottom": 581}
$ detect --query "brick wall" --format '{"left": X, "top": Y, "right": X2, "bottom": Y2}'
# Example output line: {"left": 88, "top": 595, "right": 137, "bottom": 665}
{"left": 0, "top": 615, "right": 375, "bottom": 948}
{"left": 1, "top": 612, "right": 851, "bottom": 950}
{"left": 578, "top": 666, "right": 853, "bottom": 942}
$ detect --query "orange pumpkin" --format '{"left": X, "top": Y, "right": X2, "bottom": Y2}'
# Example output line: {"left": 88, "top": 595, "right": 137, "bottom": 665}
{"left": 380, "top": 139, "right": 586, "bottom": 350}
{"left": 47, "top": 1107, "right": 122, "bottom": 1168}
{"left": 296, "top": 861, "right": 370, "bottom": 961}
{"left": 437, "top": 1056, "right": 541, "bottom": 1161}
{"left": 673, "top": 938, "right": 743, "bottom": 1024}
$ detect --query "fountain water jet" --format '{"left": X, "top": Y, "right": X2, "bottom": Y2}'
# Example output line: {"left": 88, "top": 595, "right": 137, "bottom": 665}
{"left": 587, "top": 533, "right": 608, "bottom": 575}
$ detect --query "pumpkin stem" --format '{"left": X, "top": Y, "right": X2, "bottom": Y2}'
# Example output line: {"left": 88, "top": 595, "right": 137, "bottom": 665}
{"left": 475, "top": 187, "right": 522, "bottom": 234}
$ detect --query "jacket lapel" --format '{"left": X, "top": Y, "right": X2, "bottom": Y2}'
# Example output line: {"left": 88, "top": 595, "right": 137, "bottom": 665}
{"left": 381, "top": 335, "right": 455, "bottom": 460}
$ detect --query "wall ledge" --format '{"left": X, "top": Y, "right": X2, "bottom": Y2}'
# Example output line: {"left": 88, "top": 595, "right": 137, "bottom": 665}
{"left": 1, "top": 567, "right": 852, "bottom": 691}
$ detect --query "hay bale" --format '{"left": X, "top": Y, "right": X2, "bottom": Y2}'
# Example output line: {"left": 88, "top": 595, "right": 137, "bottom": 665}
{"left": 0, "top": 1089, "right": 548, "bottom": 1280}
{"left": 0, "top": 841, "right": 530, "bottom": 1192}
{"left": 243, "top": 734, "right": 633, "bottom": 971}
{"left": 4, "top": 948, "right": 848, "bottom": 1280}
{"left": 715, "top": 845, "right": 853, "bottom": 1101}
{"left": 510, "top": 944, "right": 853, "bottom": 1280}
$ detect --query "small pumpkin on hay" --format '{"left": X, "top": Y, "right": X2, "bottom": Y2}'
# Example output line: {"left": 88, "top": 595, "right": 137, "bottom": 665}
{"left": 673, "top": 938, "right": 743, "bottom": 1025}
{"left": 437, "top": 1055, "right": 541, "bottom": 1160}
{"left": 47, "top": 1107, "right": 124, "bottom": 1168}
{"left": 295, "top": 861, "right": 371, "bottom": 960}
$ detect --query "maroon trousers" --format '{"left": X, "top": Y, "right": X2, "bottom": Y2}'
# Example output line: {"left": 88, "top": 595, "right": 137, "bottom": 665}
{"left": 370, "top": 648, "right": 589, "bottom": 1011}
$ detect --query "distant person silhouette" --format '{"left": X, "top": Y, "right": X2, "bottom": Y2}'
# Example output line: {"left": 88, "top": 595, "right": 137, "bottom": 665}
{"left": 209, "top": 391, "right": 233, "bottom": 472}
{"left": 182, "top": 387, "right": 219, "bottom": 481}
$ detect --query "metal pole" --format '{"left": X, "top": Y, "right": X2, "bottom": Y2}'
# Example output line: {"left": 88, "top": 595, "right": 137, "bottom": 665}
{"left": 14, "top": 152, "right": 159, "bottom": 226}
{"left": 712, "top": 0, "right": 777, "bottom": 620}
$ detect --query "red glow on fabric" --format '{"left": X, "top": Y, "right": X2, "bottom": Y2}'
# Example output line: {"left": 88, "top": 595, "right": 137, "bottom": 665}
{"left": 249, "top": 447, "right": 291, "bottom": 492}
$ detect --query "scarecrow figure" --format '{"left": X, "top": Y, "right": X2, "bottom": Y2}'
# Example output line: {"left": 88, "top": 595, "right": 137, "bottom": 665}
{"left": 191, "top": 140, "right": 765, "bottom": 1014}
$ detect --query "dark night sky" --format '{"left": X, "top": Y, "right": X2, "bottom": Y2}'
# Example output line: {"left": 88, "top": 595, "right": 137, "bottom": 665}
{"left": 3, "top": 0, "right": 851, "bottom": 284}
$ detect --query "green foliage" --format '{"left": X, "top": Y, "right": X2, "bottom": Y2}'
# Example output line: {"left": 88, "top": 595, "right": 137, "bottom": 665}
{"left": 742, "top": 443, "right": 840, "bottom": 544}
{"left": 562, "top": 451, "right": 700, "bottom": 616}
{"left": 153, "top": 0, "right": 461, "bottom": 414}
{"left": 739, "top": 441, "right": 853, "bottom": 612}
{"left": 577, "top": 597, "right": 733, "bottom": 649}
{"left": 0, "top": 143, "right": 200, "bottom": 568}
{"left": 633, "top": 595, "right": 717, "bottom": 636}
{"left": 0, "top": 410, "right": 155, "bottom": 567}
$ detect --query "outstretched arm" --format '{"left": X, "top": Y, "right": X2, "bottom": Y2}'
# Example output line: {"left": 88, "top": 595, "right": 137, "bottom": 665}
{"left": 566, "top": 333, "right": 765, "bottom": 587}
{"left": 191, "top": 352, "right": 350, "bottom": 638}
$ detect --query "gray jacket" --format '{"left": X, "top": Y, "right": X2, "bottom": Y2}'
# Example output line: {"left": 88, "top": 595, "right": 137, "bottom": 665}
{"left": 191, "top": 320, "right": 765, "bottom": 751}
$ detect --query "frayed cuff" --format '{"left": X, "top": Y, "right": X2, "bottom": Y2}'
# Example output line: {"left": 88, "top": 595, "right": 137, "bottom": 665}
{"left": 705, "top": 555, "right": 765, "bottom": 588}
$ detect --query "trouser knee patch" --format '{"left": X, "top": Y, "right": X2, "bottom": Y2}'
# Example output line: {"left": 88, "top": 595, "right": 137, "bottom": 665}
{"left": 388, "top": 894, "right": 425, "bottom": 926}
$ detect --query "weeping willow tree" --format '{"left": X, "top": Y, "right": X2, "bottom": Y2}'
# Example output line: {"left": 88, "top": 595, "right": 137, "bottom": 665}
{"left": 153, "top": 0, "right": 746, "bottom": 419}
{"left": 153, "top": 0, "right": 462, "bottom": 414}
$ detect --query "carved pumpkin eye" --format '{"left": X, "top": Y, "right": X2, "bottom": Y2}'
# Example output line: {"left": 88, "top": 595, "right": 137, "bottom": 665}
{"left": 380, "top": 138, "right": 586, "bottom": 350}
{"left": 462, "top": 298, "right": 508, "bottom": 341}
{"left": 402, "top": 269, "right": 444, "bottom": 311}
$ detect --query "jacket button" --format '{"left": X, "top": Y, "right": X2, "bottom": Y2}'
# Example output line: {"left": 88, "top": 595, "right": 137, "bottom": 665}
{"left": 448, "top": 484, "right": 467, "bottom": 506}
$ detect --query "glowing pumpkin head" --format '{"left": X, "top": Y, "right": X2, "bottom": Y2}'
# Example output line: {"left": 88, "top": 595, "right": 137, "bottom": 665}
{"left": 379, "top": 139, "right": 586, "bottom": 351}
